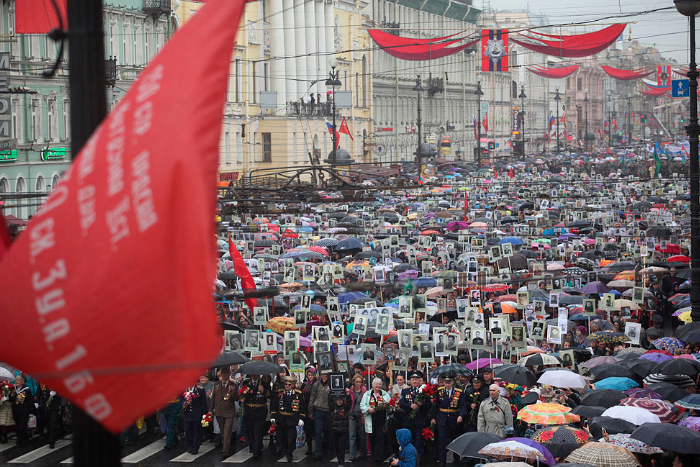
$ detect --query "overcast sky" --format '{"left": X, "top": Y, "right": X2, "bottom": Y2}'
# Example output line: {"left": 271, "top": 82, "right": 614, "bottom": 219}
{"left": 486, "top": 0, "right": 691, "bottom": 64}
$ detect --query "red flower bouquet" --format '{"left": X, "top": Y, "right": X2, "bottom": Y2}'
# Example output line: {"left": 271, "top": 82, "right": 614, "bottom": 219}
{"left": 201, "top": 412, "right": 213, "bottom": 428}
{"left": 268, "top": 419, "right": 277, "bottom": 435}
{"left": 409, "top": 383, "right": 436, "bottom": 419}
{"left": 421, "top": 424, "right": 435, "bottom": 442}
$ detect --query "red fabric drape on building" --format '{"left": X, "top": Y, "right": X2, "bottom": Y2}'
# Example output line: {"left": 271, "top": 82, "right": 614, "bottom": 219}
{"left": 601, "top": 65, "right": 655, "bottom": 80}
{"left": 511, "top": 24, "right": 625, "bottom": 58}
{"left": 368, "top": 29, "right": 479, "bottom": 61}
{"left": 527, "top": 65, "right": 579, "bottom": 79}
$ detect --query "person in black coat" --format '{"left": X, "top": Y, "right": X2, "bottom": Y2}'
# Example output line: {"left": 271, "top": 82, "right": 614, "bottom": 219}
{"left": 398, "top": 370, "right": 432, "bottom": 456}
{"left": 329, "top": 393, "right": 351, "bottom": 467}
{"left": 11, "top": 374, "right": 34, "bottom": 447}
{"left": 181, "top": 381, "right": 208, "bottom": 455}
{"left": 270, "top": 376, "right": 304, "bottom": 462}
{"left": 430, "top": 377, "right": 467, "bottom": 467}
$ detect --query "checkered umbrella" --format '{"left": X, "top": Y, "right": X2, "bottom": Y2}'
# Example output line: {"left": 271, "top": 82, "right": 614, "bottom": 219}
{"left": 619, "top": 397, "right": 679, "bottom": 423}
{"left": 517, "top": 403, "right": 580, "bottom": 425}
{"left": 566, "top": 442, "right": 641, "bottom": 467}
{"left": 644, "top": 373, "right": 696, "bottom": 388}
{"left": 315, "top": 238, "right": 339, "bottom": 247}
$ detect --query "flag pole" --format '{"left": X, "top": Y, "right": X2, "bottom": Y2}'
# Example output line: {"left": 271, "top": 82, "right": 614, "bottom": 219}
{"left": 67, "top": 0, "right": 121, "bottom": 466}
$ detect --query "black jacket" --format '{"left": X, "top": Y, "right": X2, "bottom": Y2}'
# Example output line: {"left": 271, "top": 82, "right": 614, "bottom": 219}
{"left": 329, "top": 394, "right": 351, "bottom": 432}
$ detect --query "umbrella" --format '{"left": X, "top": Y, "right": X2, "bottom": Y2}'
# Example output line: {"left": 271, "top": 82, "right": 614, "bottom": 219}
{"left": 679, "top": 416, "right": 700, "bottom": 433}
{"left": 630, "top": 423, "right": 700, "bottom": 454}
{"left": 336, "top": 238, "right": 365, "bottom": 251}
{"left": 644, "top": 373, "right": 696, "bottom": 388}
{"left": 266, "top": 316, "right": 297, "bottom": 334}
{"left": 646, "top": 225, "right": 673, "bottom": 237}
{"left": 501, "top": 437, "right": 557, "bottom": 465}
{"left": 413, "top": 276, "right": 438, "bottom": 288}
{"left": 518, "top": 353, "right": 563, "bottom": 367}
{"left": 571, "top": 405, "right": 607, "bottom": 419}
{"left": 565, "top": 442, "right": 640, "bottom": 467}
{"left": 446, "top": 432, "right": 502, "bottom": 458}
{"left": 532, "top": 426, "right": 589, "bottom": 458}
{"left": 518, "top": 403, "right": 580, "bottom": 425}
{"left": 580, "top": 356, "right": 621, "bottom": 369}
{"left": 590, "top": 416, "right": 638, "bottom": 438}
{"left": 646, "top": 382, "right": 690, "bottom": 402}
{"left": 624, "top": 388, "right": 663, "bottom": 400}
{"left": 433, "top": 363, "right": 472, "bottom": 378}
{"left": 619, "top": 397, "right": 678, "bottom": 423}
{"left": 0, "top": 367, "right": 15, "bottom": 382}
{"left": 478, "top": 440, "right": 547, "bottom": 463}
{"left": 675, "top": 322, "right": 700, "bottom": 343}
{"left": 580, "top": 281, "right": 611, "bottom": 294}
{"left": 537, "top": 370, "right": 587, "bottom": 389}
{"left": 675, "top": 394, "right": 700, "bottom": 410}
{"left": 494, "top": 364, "right": 537, "bottom": 386}
{"left": 653, "top": 358, "right": 700, "bottom": 377}
{"left": 590, "top": 364, "right": 636, "bottom": 381}
{"left": 466, "top": 358, "right": 502, "bottom": 370}
{"left": 605, "top": 433, "right": 663, "bottom": 455}
{"left": 238, "top": 361, "right": 284, "bottom": 375}
{"left": 638, "top": 352, "right": 673, "bottom": 364}
{"left": 588, "top": 331, "right": 630, "bottom": 346}
{"left": 651, "top": 337, "right": 685, "bottom": 352}
{"left": 594, "top": 377, "right": 638, "bottom": 391}
{"left": 601, "top": 406, "right": 661, "bottom": 425}
{"left": 212, "top": 351, "right": 251, "bottom": 367}
{"left": 579, "top": 389, "right": 626, "bottom": 408}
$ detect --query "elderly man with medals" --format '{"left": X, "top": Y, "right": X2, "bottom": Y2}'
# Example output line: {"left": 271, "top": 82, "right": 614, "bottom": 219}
{"left": 271, "top": 376, "right": 305, "bottom": 462}
{"left": 430, "top": 376, "right": 466, "bottom": 467}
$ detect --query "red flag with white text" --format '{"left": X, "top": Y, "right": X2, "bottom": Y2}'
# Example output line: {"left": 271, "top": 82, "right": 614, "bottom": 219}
{"left": 15, "top": 0, "right": 67, "bottom": 34}
{"left": 0, "top": 0, "right": 248, "bottom": 433}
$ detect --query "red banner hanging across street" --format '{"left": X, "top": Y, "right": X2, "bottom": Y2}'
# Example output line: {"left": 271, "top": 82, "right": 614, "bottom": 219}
{"left": 0, "top": 0, "right": 248, "bottom": 433}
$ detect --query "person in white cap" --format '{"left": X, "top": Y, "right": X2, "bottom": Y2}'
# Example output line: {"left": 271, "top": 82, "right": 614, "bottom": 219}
{"left": 476, "top": 384, "right": 513, "bottom": 437}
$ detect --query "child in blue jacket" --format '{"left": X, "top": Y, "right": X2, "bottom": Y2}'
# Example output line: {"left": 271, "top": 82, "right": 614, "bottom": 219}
{"left": 391, "top": 428, "right": 417, "bottom": 467}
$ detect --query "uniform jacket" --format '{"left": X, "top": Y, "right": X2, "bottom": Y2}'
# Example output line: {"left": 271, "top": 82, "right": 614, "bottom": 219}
{"left": 239, "top": 378, "right": 271, "bottom": 413}
{"left": 477, "top": 396, "right": 513, "bottom": 437}
{"left": 181, "top": 385, "right": 208, "bottom": 422}
{"left": 398, "top": 386, "right": 432, "bottom": 426}
{"left": 209, "top": 381, "right": 237, "bottom": 418}
{"left": 270, "top": 387, "right": 304, "bottom": 427}
{"left": 430, "top": 386, "right": 466, "bottom": 422}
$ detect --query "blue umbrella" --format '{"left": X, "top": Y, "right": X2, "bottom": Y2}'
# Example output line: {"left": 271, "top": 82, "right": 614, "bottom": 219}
{"left": 499, "top": 236, "right": 525, "bottom": 245}
{"left": 293, "top": 304, "right": 326, "bottom": 313}
{"left": 414, "top": 276, "right": 438, "bottom": 288}
{"left": 338, "top": 291, "right": 367, "bottom": 304}
{"left": 595, "top": 377, "right": 639, "bottom": 391}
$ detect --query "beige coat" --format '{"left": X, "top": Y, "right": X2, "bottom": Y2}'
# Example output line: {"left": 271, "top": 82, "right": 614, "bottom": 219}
{"left": 477, "top": 396, "right": 513, "bottom": 437}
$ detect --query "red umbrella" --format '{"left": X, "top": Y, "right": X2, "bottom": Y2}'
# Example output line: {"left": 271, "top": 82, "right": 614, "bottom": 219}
{"left": 307, "top": 246, "right": 329, "bottom": 256}
{"left": 483, "top": 284, "right": 511, "bottom": 292}
{"left": 667, "top": 255, "right": 690, "bottom": 263}
{"left": 619, "top": 397, "right": 680, "bottom": 423}
{"left": 655, "top": 243, "right": 681, "bottom": 254}
{"left": 495, "top": 294, "right": 518, "bottom": 302}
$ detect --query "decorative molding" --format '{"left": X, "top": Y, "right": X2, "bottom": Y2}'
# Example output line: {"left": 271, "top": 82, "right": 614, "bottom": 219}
{"left": 334, "top": 14, "right": 343, "bottom": 52}
{"left": 247, "top": 21, "right": 258, "bottom": 44}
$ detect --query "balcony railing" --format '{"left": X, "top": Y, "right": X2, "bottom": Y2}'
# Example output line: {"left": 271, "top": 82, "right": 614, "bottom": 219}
{"left": 286, "top": 101, "right": 335, "bottom": 118}
{"left": 143, "top": 0, "right": 171, "bottom": 16}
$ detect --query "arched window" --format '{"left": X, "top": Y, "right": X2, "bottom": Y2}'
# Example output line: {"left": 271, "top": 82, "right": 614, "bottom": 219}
{"left": 35, "top": 175, "right": 45, "bottom": 193}
{"left": 52, "top": 174, "right": 60, "bottom": 189}
{"left": 16, "top": 176, "right": 26, "bottom": 219}
{"left": 0, "top": 177, "right": 8, "bottom": 194}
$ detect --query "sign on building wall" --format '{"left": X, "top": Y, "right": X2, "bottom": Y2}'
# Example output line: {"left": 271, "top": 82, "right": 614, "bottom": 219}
{"left": 0, "top": 52, "right": 15, "bottom": 151}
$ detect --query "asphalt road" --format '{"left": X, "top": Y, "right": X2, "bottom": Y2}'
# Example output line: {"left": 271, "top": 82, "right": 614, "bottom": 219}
{"left": 0, "top": 431, "right": 410, "bottom": 467}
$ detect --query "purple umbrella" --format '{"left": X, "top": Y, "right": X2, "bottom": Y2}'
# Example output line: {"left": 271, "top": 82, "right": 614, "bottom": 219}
{"left": 640, "top": 353, "right": 674, "bottom": 364}
{"left": 680, "top": 416, "right": 700, "bottom": 433}
{"left": 579, "top": 281, "right": 611, "bottom": 294}
{"left": 446, "top": 221, "right": 469, "bottom": 232}
{"left": 504, "top": 437, "right": 557, "bottom": 466}
{"left": 397, "top": 270, "right": 420, "bottom": 282}
{"left": 625, "top": 388, "right": 664, "bottom": 400}
{"left": 466, "top": 358, "right": 503, "bottom": 370}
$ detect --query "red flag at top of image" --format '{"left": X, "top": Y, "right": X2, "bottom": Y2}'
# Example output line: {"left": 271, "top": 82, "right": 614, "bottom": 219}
{"left": 0, "top": 0, "right": 248, "bottom": 433}
{"left": 16, "top": 0, "right": 67, "bottom": 34}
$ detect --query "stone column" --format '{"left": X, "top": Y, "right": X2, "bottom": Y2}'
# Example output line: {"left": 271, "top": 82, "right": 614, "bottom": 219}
{"left": 304, "top": 0, "right": 318, "bottom": 96}
{"left": 315, "top": 0, "right": 326, "bottom": 95}
{"left": 269, "top": 0, "right": 286, "bottom": 107}
{"left": 294, "top": 0, "right": 307, "bottom": 98}
{"left": 283, "top": 0, "right": 297, "bottom": 103}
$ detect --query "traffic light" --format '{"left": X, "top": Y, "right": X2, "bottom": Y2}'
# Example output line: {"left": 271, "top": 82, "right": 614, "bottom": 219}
{"left": 640, "top": 114, "right": 646, "bottom": 123}
{"left": 681, "top": 114, "right": 685, "bottom": 123}
{"left": 488, "top": 141, "right": 496, "bottom": 150}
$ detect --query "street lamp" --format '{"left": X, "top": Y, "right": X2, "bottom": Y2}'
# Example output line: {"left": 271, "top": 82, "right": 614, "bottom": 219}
{"left": 519, "top": 84, "right": 526, "bottom": 156}
{"left": 627, "top": 95, "right": 633, "bottom": 145}
{"left": 584, "top": 90, "right": 589, "bottom": 151}
{"left": 325, "top": 58, "right": 342, "bottom": 164}
{"left": 674, "top": 0, "right": 700, "bottom": 322}
{"left": 554, "top": 88, "right": 561, "bottom": 152}
{"left": 475, "top": 81, "right": 484, "bottom": 166}
{"left": 413, "top": 75, "right": 424, "bottom": 169}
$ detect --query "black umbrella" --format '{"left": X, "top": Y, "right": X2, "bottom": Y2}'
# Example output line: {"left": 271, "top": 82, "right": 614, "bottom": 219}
{"left": 647, "top": 382, "right": 689, "bottom": 402}
{"left": 590, "top": 364, "right": 637, "bottom": 381}
{"left": 551, "top": 464, "right": 597, "bottom": 467}
{"left": 675, "top": 321, "right": 700, "bottom": 342}
{"left": 579, "top": 389, "right": 626, "bottom": 408}
{"left": 497, "top": 253, "right": 529, "bottom": 270}
{"left": 646, "top": 225, "right": 673, "bottom": 238}
{"left": 518, "top": 250, "right": 539, "bottom": 259}
{"left": 521, "top": 391, "right": 540, "bottom": 405}
{"left": 212, "top": 351, "right": 251, "bottom": 367}
{"left": 238, "top": 361, "right": 284, "bottom": 375}
{"left": 446, "top": 432, "right": 502, "bottom": 458}
{"left": 653, "top": 358, "right": 700, "bottom": 378}
{"left": 630, "top": 423, "right": 700, "bottom": 454}
{"left": 493, "top": 364, "right": 537, "bottom": 386}
{"left": 570, "top": 405, "right": 606, "bottom": 419}
{"left": 219, "top": 270, "right": 238, "bottom": 280}
{"left": 336, "top": 238, "right": 365, "bottom": 251}
{"left": 589, "top": 416, "right": 637, "bottom": 438}
{"left": 625, "top": 359, "right": 657, "bottom": 378}
{"left": 354, "top": 250, "right": 383, "bottom": 259}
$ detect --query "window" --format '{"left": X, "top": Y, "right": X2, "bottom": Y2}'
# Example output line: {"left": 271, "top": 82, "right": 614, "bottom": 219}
{"left": 134, "top": 19, "right": 143, "bottom": 66}
{"left": 264, "top": 63, "right": 269, "bottom": 92}
{"left": 361, "top": 55, "right": 367, "bottom": 108}
{"left": 235, "top": 58, "right": 242, "bottom": 102}
{"left": 11, "top": 97, "right": 22, "bottom": 143}
{"left": 577, "top": 78, "right": 582, "bottom": 91}
{"left": 35, "top": 175, "right": 45, "bottom": 193}
{"left": 47, "top": 96, "right": 58, "bottom": 142}
{"left": 31, "top": 97, "right": 41, "bottom": 142}
{"left": 0, "top": 177, "right": 8, "bottom": 194}
{"left": 52, "top": 174, "right": 60, "bottom": 189}
{"left": 62, "top": 99, "right": 70, "bottom": 141}
{"left": 252, "top": 62, "right": 257, "bottom": 103}
{"left": 355, "top": 73, "right": 359, "bottom": 107}
{"left": 15, "top": 176, "right": 26, "bottom": 218}
{"left": 144, "top": 18, "right": 154, "bottom": 62}
{"left": 123, "top": 17, "right": 132, "bottom": 65}
{"left": 262, "top": 132, "right": 272, "bottom": 162}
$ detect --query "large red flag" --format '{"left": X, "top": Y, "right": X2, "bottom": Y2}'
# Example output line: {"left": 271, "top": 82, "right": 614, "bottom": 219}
{"left": 0, "top": 0, "right": 247, "bottom": 432}
{"left": 0, "top": 212, "right": 11, "bottom": 262}
{"left": 16, "top": 0, "right": 67, "bottom": 34}
{"left": 339, "top": 116, "right": 354, "bottom": 141}
{"left": 482, "top": 112, "right": 489, "bottom": 133}
{"left": 228, "top": 234, "right": 257, "bottom": 312}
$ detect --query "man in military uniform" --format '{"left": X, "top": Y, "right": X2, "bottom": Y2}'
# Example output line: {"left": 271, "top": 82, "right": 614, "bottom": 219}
{"left": 271, "top": 376, "right": 305, "bottom": 462}
{"left": 463, "top": 375, "right": 488, "bottom": 432}
{"left": 430, "top": 376, "right": 466, "bottom": 467}
{"left": 210, "top": 368, "right": 237, "bottom": 458}
{"left": 240, "top": 373, "right": 271, "bottom": 459}
{"left": 398, "top": 370, "right": 432, "bottom": 456}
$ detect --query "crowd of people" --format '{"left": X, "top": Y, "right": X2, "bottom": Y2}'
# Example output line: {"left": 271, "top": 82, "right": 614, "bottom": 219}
{"left": 3, "top": 151, "right": 700, "bottom": 467}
